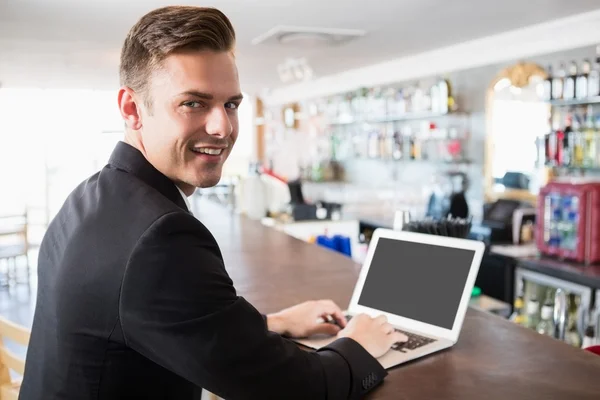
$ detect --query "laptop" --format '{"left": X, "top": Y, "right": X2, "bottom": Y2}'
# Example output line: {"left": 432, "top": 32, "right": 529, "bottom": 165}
{"left": 293, "top": 228, "right": 485, "bottom": 369}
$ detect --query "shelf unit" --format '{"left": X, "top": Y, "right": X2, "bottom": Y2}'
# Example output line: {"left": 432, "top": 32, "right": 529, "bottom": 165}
{"left": 543, "top": 95, "right": 600, "bottom": 176}
{"left": 328, "top": 108, "right": 472, "bottom": 164}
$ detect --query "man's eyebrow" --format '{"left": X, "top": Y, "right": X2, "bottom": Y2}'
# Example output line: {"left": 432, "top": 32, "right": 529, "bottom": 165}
{"left": 228, "top": 94, "right": 244, "bottom": 102}
{"left": 179, "top": 91, "right": 213, "bottom": 100}
{"left": 178, "top": 91, "right": 244, "bottom": 102}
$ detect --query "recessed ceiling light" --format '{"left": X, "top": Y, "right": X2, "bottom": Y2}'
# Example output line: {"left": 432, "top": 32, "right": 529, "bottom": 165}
{"left": 252, "top": 25, "right": 366, "bottom": 47}
{"left": 278, "top": 32, "right": 334, "bottom": 47}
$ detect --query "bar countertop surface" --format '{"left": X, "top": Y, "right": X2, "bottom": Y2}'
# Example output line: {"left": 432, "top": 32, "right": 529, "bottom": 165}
{"left": 194, "top": 199, "right": 600, "bottom": 400}
{"left": 491, "top": 244, "right": 600, "bottom": 290}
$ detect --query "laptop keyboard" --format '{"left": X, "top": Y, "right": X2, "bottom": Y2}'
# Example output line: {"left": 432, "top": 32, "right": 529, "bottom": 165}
{"left": 344, "top": 314, "right": 436, "bottom": 353}
{"left": 391, "top": 329, "right": 436, "bottom": 353}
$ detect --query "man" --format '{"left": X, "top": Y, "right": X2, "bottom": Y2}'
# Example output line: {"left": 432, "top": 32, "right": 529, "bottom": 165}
{"left": 20, "top": 6, "right": 405, "bottom": 400}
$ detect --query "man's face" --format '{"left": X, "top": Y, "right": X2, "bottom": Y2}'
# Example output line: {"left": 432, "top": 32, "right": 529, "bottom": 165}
{"left": 138, "top": 50, "right": 242, "bottom": 191}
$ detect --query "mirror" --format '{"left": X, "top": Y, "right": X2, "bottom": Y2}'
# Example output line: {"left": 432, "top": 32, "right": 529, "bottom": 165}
{"left": 484, "top": 62, "right": 550, "bottom": 204}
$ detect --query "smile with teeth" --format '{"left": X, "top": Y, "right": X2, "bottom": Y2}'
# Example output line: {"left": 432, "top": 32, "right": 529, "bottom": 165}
{"left": 192, "top": 147, "right": 224, "bottom": 156}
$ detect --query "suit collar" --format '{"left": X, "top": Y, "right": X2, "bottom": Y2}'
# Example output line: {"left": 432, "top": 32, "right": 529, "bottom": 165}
{"left": 108, "top": 141, "right": 190, "bottom": 213}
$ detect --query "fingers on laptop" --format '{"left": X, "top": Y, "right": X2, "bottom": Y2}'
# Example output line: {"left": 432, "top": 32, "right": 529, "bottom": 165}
{"left": 318, "top": 300, "right": 347, "bottom": 327}
{"left": 374, "top": 315, "right": 388, "bottom": 325}
{"left": 383, "top": 323, "right": 395, "bottom": 335}
{"left": 394, "top": 331, "right": 408, "bottom": 343}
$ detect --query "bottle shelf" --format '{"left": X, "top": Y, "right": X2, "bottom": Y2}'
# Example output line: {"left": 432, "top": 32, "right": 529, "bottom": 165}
{"left": 345, "top": 157, "right": 473, "bottom": 165}
{"left": 548, "top": 96, "right": 600, "bottom": 107}
{"left": 328, "top": 111, "right": 468, "bottom": 126}
{"left": 547, "top": 164, "right": 600, "bottom": 172}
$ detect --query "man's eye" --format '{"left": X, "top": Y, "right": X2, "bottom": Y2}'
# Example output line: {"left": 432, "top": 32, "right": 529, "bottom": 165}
{"left": 182, "top": 101, "right": 203, "bottom": 108}
{"left": 225, "top": 102, "right": 239, "bottom": 110}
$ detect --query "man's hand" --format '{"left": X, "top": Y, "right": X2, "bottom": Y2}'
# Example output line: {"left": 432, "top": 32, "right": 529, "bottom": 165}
{"left": 338, "top": 314, "right": 407, "bottom": 358}
{"left": 267, "top": 300, "right": 347, "bottom": 338}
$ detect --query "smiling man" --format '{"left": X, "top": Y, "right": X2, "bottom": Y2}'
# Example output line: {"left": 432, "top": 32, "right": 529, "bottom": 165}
{"left": 19, "top": 6, "right": 404, "bottom": 400}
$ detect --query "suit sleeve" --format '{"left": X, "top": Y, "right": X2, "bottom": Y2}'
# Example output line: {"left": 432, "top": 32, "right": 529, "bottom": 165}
{"left": 119, "top": 212, "right": 386, "bottom": 400}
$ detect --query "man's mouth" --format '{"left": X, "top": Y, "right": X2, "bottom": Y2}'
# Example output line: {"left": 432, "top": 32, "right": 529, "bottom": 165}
{"left": 191, "top": 147, "right": 225, "bottom": 156}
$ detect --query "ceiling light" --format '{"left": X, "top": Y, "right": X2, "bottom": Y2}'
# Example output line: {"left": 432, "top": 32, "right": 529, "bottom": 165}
{"left": 278, "top": 32, "right": 334, "bottom": 47}
{"left": 252, "top": 25, "right": 366, "bottom": 47}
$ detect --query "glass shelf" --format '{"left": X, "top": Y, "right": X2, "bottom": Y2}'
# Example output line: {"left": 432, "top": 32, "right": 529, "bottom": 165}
{"left": 345, "top": 157, "right": 473, "bottom": 165}
{"left": 547, "top": 164, "right": 600, "bottom": 172}
{"left": 548, "top": 96, "right": 600, "bottom": 107}
{"left": 328, "top": 111, "right": 468, "bottom": 126}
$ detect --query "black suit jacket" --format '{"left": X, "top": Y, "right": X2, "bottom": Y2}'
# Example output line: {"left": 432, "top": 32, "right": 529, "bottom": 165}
{"left": 20, "top": 142, "right": 386, "bottom": 399}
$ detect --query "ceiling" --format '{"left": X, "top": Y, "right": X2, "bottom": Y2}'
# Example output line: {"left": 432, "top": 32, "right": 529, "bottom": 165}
{"left": 1, "top": 0, "right": 600, "bottom": 94}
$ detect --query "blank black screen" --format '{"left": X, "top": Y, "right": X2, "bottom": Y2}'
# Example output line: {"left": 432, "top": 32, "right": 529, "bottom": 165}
{"left": 358, "top": 238, "right": 475, "bottom": 329}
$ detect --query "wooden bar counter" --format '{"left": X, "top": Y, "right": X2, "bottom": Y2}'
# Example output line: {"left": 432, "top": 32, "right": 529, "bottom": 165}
{"left": 194, "top": 199, "right": 600, "bottom": 400}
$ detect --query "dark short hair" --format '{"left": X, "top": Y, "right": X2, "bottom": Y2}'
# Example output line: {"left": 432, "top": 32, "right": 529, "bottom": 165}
{"left": 119, "top": 6, "right": 236, "bottom": 106}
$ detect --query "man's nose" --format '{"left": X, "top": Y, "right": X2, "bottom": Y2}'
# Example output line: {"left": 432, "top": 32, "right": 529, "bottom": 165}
{"left": 205, "top": 107, "right": 233, "bottom": 138}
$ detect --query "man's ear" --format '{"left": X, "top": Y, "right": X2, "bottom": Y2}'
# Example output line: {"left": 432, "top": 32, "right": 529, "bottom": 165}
{"left": 118, "top": 87, "right": 143, "bottom": 131}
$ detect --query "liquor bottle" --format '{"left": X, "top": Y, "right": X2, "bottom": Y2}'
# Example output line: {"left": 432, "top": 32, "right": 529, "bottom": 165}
{"left": 437, "top": 78, "right": 455, "bottom": 114}
{"left": 438, "top": 79, "right": 448, "bottom": 114}
{"left": 384, "top": 88, "right": 396, "bottom": 119}
{"left": 381, "top": 129, "right": 394, "bottom": 159}
{"left": 536, "top": 290, "right": 556, "bottom": 336}
{"left": 395, "top": 89, "right": 406, "bottom": 117}
{"left": 392, "top": 131, "right": 403, "bottom": 160}
{"left": 510, "top": 279, "right": 526, "bottom": 325}
{"left": 576, "top": 59, "right": 591, "bottom": 100}
{"left": 563, "top": 114, "right": 573, "bottom": 166}
{"left": 375, "top": 87, "right": 387, "bottom": 119}
{"left": 542, "top": 65, "right": 553, "bottom": 101}
{"left": 526, "top": 290, "right": 540, "bottom": 330}
{"left": 582, "top": 324, "right": 596, "bottom": 348}
{"left": 583, "top": 106, "right": 596, "bottom": 167}
{"left": 572, "top": 116, "right": 584, "bottom": 167}
{"left": 430, "top": 82, "right": 441, "bottom": 113}
{"left": 350, "top": 89, "right": 362, "bottom": 118}
{"left": 588, "top": 46, "right": 600, "bottom": 98}
{"left": 365, "top": 88, "right": 376, "bottom": 118}
{"left": 414, "top": 136, "right": 422, "bottom": 160}
{"left": 367, "top": 130, "right": 380, "bottom": 158}
{"left": 565, "top": 293, "right": 582, "bottom": 347}
{"left": 582, "top": 306, "right": 597, "bottom": 348}
{"left": 422, "top": 86, "right": 432, "bottom": 113}
{"left": 420, "top": 122, "right": 432, "bottom": 160}
{"left": 409, "top": 136, "right": 416, "bottom": 160}
{"left": 412, "top": 87, "right": 424, "bottom": 113}
{"left": 563, "top": 61, "right": 578, "bottom": 100}
{"left": 404, "top": 86, "right": 415, "bottom": 114}
{"left": 555, "top": 129, "right": 565, "bottom": 166}
{"left": 552, "top": 63, "right": 566, "bottom": 100}
{"left": 447, "top": 79, "right": 456, "bottom": 112}
{"left": 545, "top": 130, "right": 556, "bottom": 166}
{"left": 410, "top": 131, "right": 421, "bottom": 160}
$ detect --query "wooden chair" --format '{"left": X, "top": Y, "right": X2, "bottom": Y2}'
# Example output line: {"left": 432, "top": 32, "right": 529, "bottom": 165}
{"left": 0, "top": 317, "right": 30, "bottom": 400}
{"left": 0, "top": 212, "right": 30, "bottom": 286}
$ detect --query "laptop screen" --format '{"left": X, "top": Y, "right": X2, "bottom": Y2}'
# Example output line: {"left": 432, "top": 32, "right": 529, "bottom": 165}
{"left": 357, "top": 237, "right": 476, "bottom": 330}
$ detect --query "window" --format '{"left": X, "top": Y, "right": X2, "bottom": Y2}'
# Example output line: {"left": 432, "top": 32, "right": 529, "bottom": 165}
{"left": 0, "top": 88, "right": 254, "bottom": 225}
